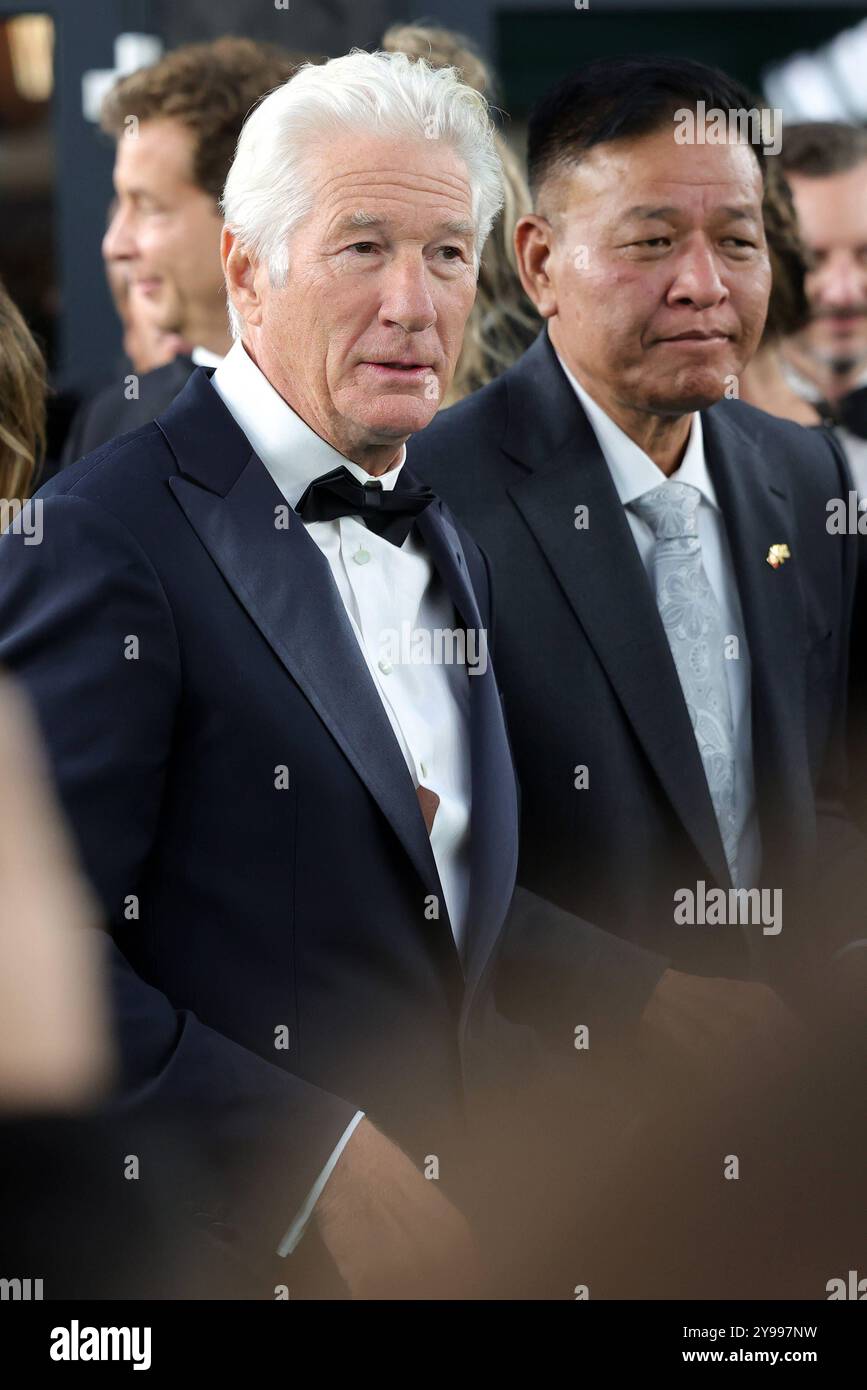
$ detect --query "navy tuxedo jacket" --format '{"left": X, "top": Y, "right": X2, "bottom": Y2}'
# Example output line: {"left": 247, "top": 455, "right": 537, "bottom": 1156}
{"left": 0, "top": 367, "right": 590, "bottom": 1277}
{"left": 409, "top": 330, "right": 867, "bottom": 1008}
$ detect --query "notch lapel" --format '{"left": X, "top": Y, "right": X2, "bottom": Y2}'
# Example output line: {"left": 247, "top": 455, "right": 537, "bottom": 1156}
{"left": 158, "top": 370, "right": 447, "bottom": 917}
{"left": 504, "top": 338, "right": 731, "bottom": 887}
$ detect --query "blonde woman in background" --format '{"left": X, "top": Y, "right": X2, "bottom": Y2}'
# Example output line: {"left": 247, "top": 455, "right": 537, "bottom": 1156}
{"left": 383, "top": 24, "right": 541, "bottom": 405}
{"left": 0, "top": 275, "right": 46, "bottom": 508}
{"left": 0, "top": 275, "right": 112, "bottom": 1107}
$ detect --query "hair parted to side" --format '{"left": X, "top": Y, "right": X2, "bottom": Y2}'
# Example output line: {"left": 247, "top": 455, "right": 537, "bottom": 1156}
{"left": 527, "top": 55, "right": 768, "bottom": 207}
{"left": 0, "top": 276, "right": 46, "bottom": 506}
{"left": 100, "top": 37, "right": 304, "bottom": 202}
{"left": 779, "top": 121, "right": 867, "bottom": 180}
{"left": 221, "top": 48, "right": 506, "bottom": 340}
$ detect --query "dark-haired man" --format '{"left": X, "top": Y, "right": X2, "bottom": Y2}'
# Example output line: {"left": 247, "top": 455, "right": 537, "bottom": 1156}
{"left": 62, "top": 38, "right": 302, "bottom": 465}
{"left": 409, "top": 57, "right": 867, "bottom": 1072}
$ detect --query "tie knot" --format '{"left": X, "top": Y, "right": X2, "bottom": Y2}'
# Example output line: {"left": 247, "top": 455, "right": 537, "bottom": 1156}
{"left": 630, "top": 481, "right": 701, "bottom": 540}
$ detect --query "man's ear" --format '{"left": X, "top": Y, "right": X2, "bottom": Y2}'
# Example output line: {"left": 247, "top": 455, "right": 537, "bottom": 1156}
{"left": 514, "top": 214, "right": 559, "bottom": 320}
{"left": 222, "top": 226, "right": 263, "bottom": 330}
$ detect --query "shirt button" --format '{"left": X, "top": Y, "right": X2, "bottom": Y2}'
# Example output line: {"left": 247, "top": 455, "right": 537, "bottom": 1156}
{"left": 420, "top": 761, "right": 428, "bottom": 777}
{"left": 353, "top": 547, "right": 371, "bottom": 565}
{"left": 378, "top": 659, "right": 393, "bottom": 675}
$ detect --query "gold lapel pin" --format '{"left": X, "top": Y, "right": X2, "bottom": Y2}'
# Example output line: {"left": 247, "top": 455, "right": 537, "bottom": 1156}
{"left": 766, "top": 543, "right": 791, "bottom": 569}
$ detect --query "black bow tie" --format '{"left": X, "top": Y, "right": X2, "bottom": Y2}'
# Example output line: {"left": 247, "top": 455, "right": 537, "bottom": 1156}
{"left": 295, "top": 465, "right": 435, "bottom": 547}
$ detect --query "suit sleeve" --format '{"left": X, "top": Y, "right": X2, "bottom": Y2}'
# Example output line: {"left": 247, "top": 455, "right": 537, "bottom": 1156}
{"left": 495, "top": 885, "right": 669, "bottom": 1050}
{"left": 0, "top": 493, "right": 359, "bottom": 1269}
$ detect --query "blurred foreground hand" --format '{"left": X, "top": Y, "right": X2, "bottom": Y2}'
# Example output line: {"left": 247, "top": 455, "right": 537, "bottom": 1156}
{"left": 0, "top": 677, "right": 114, "bottom": 1109}
{"left": 315, "top": 1117, "right": 487, "bottom": 1299}
{"left": 639, "top": 967, "right": 805, "bottom": 1090}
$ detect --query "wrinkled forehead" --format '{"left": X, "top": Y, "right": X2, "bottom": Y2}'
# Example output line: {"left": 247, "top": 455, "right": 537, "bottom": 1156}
{"left": 303, "top": 131, "right": 475, "bottom": 223}
{"left": 545, "top": 129, "right": 765, "bottom": 224}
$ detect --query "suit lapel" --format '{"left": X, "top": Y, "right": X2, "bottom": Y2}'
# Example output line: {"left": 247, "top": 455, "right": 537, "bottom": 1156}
{"left": 157, "top": 369, "right": 447, "bottom": 916}
{"left": 504, "top": 335, "right": 731, "bottom": 886}
{"left": 412, "top": 493, "right": 519, "bottom": 1013}
{"left": 702, "top": 405, "right": 814, "bottom": 865}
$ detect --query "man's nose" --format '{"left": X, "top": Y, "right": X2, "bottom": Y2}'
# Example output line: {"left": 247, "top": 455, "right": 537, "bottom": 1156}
{"left": 378, "top": 254, "right": 437, "bottom": 333}
{"left": 813, "top": 250, "right": 867, "bottom": 309}
{"left": 102, "top": 206, "right": 137, "bottom": 264}
{"left": 667, "top": 239, "right": 728, "bottom": 309}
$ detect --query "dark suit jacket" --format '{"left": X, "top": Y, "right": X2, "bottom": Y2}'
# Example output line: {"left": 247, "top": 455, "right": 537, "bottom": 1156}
{"left": 408, "top": 329, "right": 866, "bottom": 1013}
{"left": 0, "top": 1109, "right": 249, "bottom": 1298}
{"left": 1, "top": 365, "right": 567, "bottom": 1289}
{"left": 831, "top": 389, "right": 867, "bottom": 829}
{"left": 60, "top": 355, "right": 196, "bottom": 468}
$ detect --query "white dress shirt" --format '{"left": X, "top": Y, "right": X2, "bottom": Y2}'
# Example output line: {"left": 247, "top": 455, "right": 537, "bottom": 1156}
{"left": 210, "top": 339, "right": 473, "bottom": 1258}
{"left": 190, "top": 344, "right": 225, "bottom": 369}
{"left": 779, "top": 357, "right": 867, "bottom": 498}
{"left": 211, "top": 339, "right": 472, "bottom": 945}
{"left": 555, "top": 353, "right": 762, "bottom": 887}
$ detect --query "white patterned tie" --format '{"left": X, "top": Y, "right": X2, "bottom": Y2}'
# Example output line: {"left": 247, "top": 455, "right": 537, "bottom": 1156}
{"left": 630, "top": 481, "right": 739, "bottom": 883}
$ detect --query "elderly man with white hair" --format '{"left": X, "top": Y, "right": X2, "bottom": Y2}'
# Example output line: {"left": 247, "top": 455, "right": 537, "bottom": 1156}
{"left": 0, "top": 50, "right": 612, "bottom": 1299}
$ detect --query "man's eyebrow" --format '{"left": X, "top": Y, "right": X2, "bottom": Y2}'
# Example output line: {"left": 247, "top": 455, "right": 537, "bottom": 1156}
{"left": 717, "top": 205, "right": 761, "bottom": 222}
{"left": 438, "top": 217, "right": 475, "bottom": 237}
{"left": 619, "top": 204, "right": 760, "bottom": 222}
{"left": 621, "top": 205, "right": 681, "bottom": 221}
{"left": 330, "top": 212, "right": 474, "bottom": 237}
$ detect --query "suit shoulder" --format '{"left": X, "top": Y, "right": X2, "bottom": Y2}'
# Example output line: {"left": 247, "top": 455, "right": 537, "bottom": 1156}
{"left": 38, "top": 421, "right": 176, "bottom": 511}
{"left": 713, "top": 398, "right": 846, "bottom": 486}
{"left": 412, "top": 375, "right": 509, "bottom": 456}
{"left": 408, "top": 377, "right": 511, "bottom": 505}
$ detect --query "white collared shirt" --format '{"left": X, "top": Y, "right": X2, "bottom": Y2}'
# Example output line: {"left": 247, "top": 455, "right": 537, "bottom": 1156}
{"left": 556, "top": 352, "right": 761, "bottom": 887}
{"left": 209, "top": 339, "right": 473, "bottom": 1261}
{"left": 779, "top": 356, "right": 867, "bottom": 498}
{"left": 190, "top": 344, "right": 225, "bottom": 369}
{"left": 211, "top": 338, "right": 472, "bottom": 950}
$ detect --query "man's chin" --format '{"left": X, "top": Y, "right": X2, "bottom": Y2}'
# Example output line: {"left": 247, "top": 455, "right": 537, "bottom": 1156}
{"left": 821, "top": 348, "right": 867, "bottom": 378}
{"left": 804, "top": 329, "right": 867, "bottom": 375}
{"left": 641, "top": 369, "right": 735, "bottom": 415}
{"left": 356, "top": 398, "right": 439, "bottom": 441}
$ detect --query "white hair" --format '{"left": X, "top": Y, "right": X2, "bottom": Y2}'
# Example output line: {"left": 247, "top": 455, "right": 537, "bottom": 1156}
{"left": 221, "top": 48, "right": 505, "bottom": 338}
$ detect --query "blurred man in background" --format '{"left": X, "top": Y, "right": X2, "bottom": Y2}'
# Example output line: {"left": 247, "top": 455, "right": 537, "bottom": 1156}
{"left": 778, "top": 124, "right": 867, "bottom": 831}
{"left": 62, "top": 37, "right": 301, "bottom": 465}
{"left": 103, "top": 199, "right": 187, "bottom": 375}
{"left": 778, "top": 122, "right": 867, "bottom": 478}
